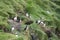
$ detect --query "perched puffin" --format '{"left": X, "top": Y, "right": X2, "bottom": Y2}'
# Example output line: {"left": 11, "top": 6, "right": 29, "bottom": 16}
{"left": 14, "top": 16, "right": 17, "bottom": 21}
{"left": 25, "top": 20, "right": 33, "bottom": 25}
{"left": 24, "top": 20, "right": 33, "bottom": 31}
{"left": 12, "top": 27, "right": 14, "bottom": 31}
{"left": 24, "top": 25, "right": 29, "bottom": 31}
{"left": 13, "top": 16, "right": 21, "bottom": 22}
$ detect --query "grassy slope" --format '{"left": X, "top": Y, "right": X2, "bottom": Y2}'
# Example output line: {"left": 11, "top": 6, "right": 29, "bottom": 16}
{"left": 0, "top": 32, "right": 17, "bottom": 40}
{"left": 0, "top": 0, "right": 60, "bottom": 40}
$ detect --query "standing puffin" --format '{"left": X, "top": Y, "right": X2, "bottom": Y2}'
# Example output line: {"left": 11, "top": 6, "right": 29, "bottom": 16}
{"left": 14, "top": 16, "right": 17, "bottom": 22}
{"left": 13, "top": 16, "right": 21, "bottom": 22}
{"left": 24, "top": 20, "right": 33, "bottom": 31}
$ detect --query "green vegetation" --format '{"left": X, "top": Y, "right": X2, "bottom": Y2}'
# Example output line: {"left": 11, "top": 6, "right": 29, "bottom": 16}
{"left": 0, "top": 32, "right": 23, "bottom": 40}
{"left": 0, "top": 0, "right": 60, "bottom": 40}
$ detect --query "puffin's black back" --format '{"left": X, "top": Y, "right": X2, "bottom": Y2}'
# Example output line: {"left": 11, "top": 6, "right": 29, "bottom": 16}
{"left": 25, "top": 20, "right": 33, "bottom": 25}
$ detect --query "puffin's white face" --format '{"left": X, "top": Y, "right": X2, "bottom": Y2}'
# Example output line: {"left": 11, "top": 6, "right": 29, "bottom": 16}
{"left": 41, "top": 21, "right": 44, "bottom": 24}
{"left": 14, "top": 16, "right": 17, "bottom": 21}
{"left": 38, "top": 20, "right": 41, "bottom": 24}
{"left": 12, "top": 27, "right": 14, "bottom": 31}
{"left": 26, "top": 13, "right": 29, "bottom": 17}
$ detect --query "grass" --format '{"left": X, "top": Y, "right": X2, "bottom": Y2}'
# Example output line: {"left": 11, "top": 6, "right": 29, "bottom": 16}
{"left": 0, "top": 32, "right": 20, "bottom": 40}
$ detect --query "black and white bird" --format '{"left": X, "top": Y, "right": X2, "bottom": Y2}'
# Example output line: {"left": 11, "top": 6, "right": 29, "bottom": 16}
{"left": 11, "top": 27, "right": 14, "bottom": 31}
{"left": 25, "top": 20, "right": 33, "bottom": 25}
{"left": 40, "top": 21, "right": 46, "bottom": 27}
{"left": 13, "top": 16, "right": 21, "bottom": 22}
{"left": 24, "top": 25, "right": 29, "bottom": 31}
{"left": 36, "top": 20, "right": 46, "bottom": 27}
{"left": 14, "top": 16, "right": 17, "bottom": 21}
{"left": 36, "top": 20, "right": 41, "bottom": 24}
{"left": 24, "top": 20, "right": 33, "bottom": 31}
